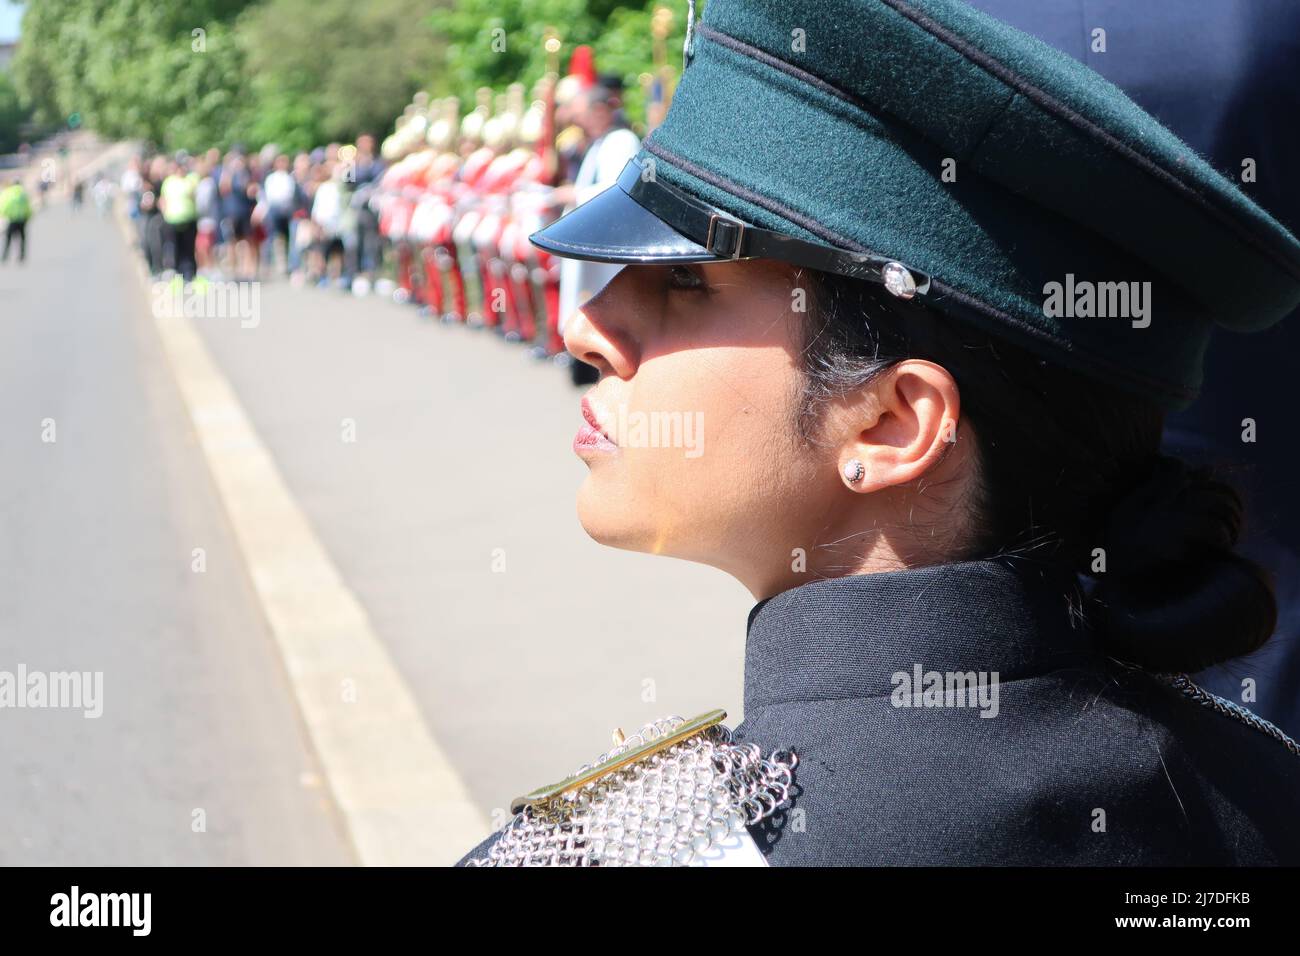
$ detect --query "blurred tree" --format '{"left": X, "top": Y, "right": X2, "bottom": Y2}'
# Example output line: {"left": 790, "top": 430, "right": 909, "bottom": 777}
{"left": 0, "top": 69, "right": 34, "bottom": 153}
{"left": 239, "top": 0, "right": 446, "bottom": 145}
{"left": 9, "top": 0, "right": 686, "bottom": 150}
{"left": 12, "top": 0, "right": 256, "bottom": 149}
{"left": 430, "top": 0, "right": 687, "bottom": 131}
{"left": 238, "top": 83, "right": 323, "bottom": 155}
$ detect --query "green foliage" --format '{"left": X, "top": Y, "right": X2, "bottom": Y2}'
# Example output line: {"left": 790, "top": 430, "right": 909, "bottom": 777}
{"left": 430, "top": 0, "right": 688, "bottom": 129}
{"left": 238, "top": 83, "right": 323, "bottom": 154}
{"left": 0, "top": 69, "right": 34, "bottom": 153}
{"left": 435, "top": 0, "right": 589, "bottom": 100}
{"left": 12, "top": 0, "right": 257, "bottom": 148}
{"left": 10, "top": 0, "right": 687, "bottom": 150}
{"left": 239, "top": 0, "right": 445, "bottom": 144}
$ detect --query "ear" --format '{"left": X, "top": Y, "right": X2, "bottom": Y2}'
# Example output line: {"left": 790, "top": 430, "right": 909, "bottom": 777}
{"left": 836, "top": 360, "right": 961, "bottom": 493}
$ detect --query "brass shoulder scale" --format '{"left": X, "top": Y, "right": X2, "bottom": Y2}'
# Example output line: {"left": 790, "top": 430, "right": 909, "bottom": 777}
{"left": 510, "top": 709, "right": 727, "bottom": 814}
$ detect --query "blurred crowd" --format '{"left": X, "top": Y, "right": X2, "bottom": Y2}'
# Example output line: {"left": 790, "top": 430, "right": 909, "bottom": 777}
{"left": 121, "top": 137, "right": 386, "bottom": 291}
{"left": 117, "top": 49, "right": 660, "bottom": 384}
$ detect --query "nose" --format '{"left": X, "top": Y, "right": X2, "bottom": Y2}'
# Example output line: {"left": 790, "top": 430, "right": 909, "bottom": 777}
{"left": 562, "top": 281, "right": 639, "bottom": 380}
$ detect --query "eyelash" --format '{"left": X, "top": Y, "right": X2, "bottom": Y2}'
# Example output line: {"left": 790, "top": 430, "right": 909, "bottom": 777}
{"left": 668, "top": 265, "right": 708, "bottom": 292}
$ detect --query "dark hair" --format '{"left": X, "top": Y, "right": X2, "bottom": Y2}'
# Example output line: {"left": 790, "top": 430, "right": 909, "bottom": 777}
{"left": 797, "top": 269, "right": 1276, "bottom": 672}
{"left": 587, "top": 80, "right": 624, "bottom": 107}
{"left": 596, "top": 73, "right": 626, "bottom": 94}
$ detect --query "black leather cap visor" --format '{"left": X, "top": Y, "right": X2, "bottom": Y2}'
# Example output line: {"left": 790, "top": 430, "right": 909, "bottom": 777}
{"left": 530, "top": 158, "right": 718, "bottom": 265}
{"left": 530, "top": 158, "right": 932, "bottom": 296}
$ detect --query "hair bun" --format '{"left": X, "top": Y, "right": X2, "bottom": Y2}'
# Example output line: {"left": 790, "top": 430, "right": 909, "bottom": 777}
{"left": 1091, "top": 455, "right": 1276, "bottom": 672}
{"left": 1102, "top": 456, "right": 1242, "bottom": 577}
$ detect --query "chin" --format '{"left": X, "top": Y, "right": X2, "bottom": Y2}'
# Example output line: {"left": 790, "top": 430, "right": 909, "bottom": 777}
{"left": 576, "top": 484, "right": 630, "bottom": 548}
{"left": 575, "top": 481, "right": 660, "bottom": 554}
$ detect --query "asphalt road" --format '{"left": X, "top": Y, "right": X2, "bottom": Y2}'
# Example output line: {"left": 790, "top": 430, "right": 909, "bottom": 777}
{"left": 0, "top": 201, "right": 352, "bottom": 864}
{"left": 1, "top": 194, "right": 754, "bottom": 862}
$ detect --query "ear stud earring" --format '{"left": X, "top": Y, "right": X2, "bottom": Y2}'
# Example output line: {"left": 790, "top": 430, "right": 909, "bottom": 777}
{"left": 842, "top": 459, "right": 865, "bottom": 484}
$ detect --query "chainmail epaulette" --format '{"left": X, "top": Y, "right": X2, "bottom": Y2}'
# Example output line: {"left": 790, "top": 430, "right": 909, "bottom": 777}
{"left": 469, "top": 713, "right": 797, "bottom": 867}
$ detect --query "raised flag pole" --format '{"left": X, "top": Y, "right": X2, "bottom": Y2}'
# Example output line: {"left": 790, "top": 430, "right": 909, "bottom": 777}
{"left": 644, "top": 6, "right": 677, "bottom": 131}
{"left": 540, "top": 28, "right": 562, "bottom": 187}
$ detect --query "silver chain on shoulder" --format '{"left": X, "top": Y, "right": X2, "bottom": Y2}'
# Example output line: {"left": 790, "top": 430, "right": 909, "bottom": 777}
{"left": 469, "top": 715, "right": 798, "bottom": 867}
{"left": 1155, "top": 672, "right": 1300, "bottom": 757}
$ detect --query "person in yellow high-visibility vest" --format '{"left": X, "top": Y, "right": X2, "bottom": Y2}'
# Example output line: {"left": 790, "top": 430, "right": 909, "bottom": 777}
{"left": 159, "top": 156, "right": 200, "bottom": 281}
{"left": 0, "top": 178, "right": 32, "bottom": 264}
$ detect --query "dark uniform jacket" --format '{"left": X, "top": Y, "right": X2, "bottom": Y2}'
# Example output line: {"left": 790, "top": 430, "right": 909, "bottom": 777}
{"left": 459, "top": 559, "right": 1300, "bottom": 866}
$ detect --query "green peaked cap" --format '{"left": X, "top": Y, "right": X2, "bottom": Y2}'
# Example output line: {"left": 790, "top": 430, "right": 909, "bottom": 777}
{"left": 531, "top": 0, "right": 1300, "bottom": 409}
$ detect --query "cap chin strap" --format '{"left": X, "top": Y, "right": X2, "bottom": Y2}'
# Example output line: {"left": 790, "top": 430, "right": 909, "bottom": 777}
{"left": 617, "top": 158, "right": 931, "bottom": 298}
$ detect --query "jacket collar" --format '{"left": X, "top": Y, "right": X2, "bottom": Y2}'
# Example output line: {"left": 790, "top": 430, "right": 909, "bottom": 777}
{"left": 743, "top": 558, "right": 1097, "bottom": 711}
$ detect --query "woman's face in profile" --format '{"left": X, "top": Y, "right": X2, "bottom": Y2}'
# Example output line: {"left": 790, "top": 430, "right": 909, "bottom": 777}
{"left": 562, "top": 259, "right": 849, "bottom": 595}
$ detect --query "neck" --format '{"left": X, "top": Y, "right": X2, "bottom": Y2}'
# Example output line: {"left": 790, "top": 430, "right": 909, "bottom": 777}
{"left": 735, "top": 488, "right": 972, "bottom": 601}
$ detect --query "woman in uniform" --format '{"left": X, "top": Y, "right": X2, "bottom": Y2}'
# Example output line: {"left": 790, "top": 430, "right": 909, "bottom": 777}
{"left": 460, "top": 0, "right": 1300, "bottom": 866}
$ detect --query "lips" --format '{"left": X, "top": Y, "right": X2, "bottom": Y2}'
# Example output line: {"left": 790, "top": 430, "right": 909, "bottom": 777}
{"left": 575, "top": 395, "right": 618, "bottom": 455}
{"left": 581, "top": 396, "right": 615, "bottom": 443}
